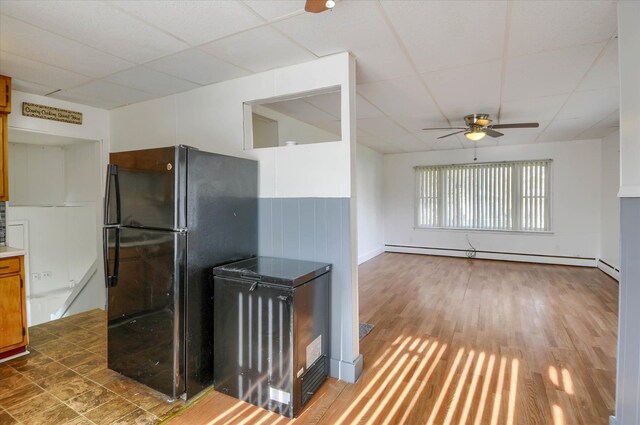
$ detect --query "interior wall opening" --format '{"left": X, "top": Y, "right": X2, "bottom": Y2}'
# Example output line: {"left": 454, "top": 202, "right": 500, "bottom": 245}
{"left": 244, "top": 86, "right": 341, "bottom": 150}
{"left": 6, "top": 128, "right": 103, "bottom": 326}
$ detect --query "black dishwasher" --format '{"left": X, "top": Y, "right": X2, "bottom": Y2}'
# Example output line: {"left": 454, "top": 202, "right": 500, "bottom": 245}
{"left": 212, "top": 256, "right": 331, "bottom": 418}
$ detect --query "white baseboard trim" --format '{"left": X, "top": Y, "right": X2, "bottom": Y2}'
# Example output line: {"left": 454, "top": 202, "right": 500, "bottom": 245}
{"left": 385, "top": 245, "right": 597, "bottom": 267}
{"left": 330, "top": 354, "right": 363, "bottom": 383}
{"left": 597, "top": 259, "right": 620, "bottom": 281}
{"left": 609, "top": 415, "right": 617, "bottom": 425}
{"left": 358, "top": 247, "right": 384, "bottom": 265}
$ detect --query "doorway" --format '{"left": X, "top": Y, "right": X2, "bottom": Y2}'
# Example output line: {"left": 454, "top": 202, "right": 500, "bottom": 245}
{"left": 6, "top": 129, "right": 103, "bottom": 326}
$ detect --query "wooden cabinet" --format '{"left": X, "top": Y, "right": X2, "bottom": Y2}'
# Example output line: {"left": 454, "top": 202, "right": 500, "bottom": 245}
{"left": 0, "top": 74, "right": 10, "bottom": 201}
{"left": 0, "top": 75, "right": 10, "bottom": 113}
{"left": 0, "top": 113, "right": 7, "bottom": 201}
{"left": 0, "top": 256, "right": 28, "bottom": 356}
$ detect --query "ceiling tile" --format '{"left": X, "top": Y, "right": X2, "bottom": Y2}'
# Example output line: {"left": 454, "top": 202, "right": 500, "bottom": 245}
{"left": 9, "top": 78, "right": 56, "bottom": 96}
{"left": 508, "top": 1, "right": 617, "bottom": 57}
{"left": 460, "top": 138, "right": 498, "bottom": 150}
{"left": 358, "top": 75, "right": 442, "bottom": 119}
{"left": 380, "top": 0, "right": 507, "bottom": 73}
{"left": 313, "top": 120, "right": 341, "bottom": 136}
{"left": 423, "top": 138, "right": 464, "bottom": 151}
{"left": 503, "top": 43, "right": 605, "bottom": 102}
{"left": 422, "top": 60, "right": 502, "bottom": 123}
{"left": 48, "top": 90, "right": 122, "bottom": 110}
{"left": 274, "top": 1, "right": 414, "bottom": 83}
{"left": 0, "top": 0, "right": 188, "bottom": 63}
{"left": 201, "top": 26, "right": 316, "bottom": 73}
{"left": 243, "top": 0, "right": 305, "bottom": 22}
{"left": 111, "top": 1, "right": 264, "bottom": 46}
{"left": 0, "top": 51, "right": 90, "bottom": 90}
{"left": 591, "top": 110, "right": 619, "bottom": 129}
{"left": 578, "top": 40, "right": 619, "bottom": 91}
{"left": 261, "top": 99, "right": 336, "bottom": 124}
{"left": 51, "top": 81, "right": 155, "bottom": 109}
{"left": 493, "top": 121, "right": 549, "bottom": 146}
{"left": 301, "top": 91, "right": 341, "bottom": 118}
{"left": 556, "top": 88, "right": 619, "bottom": 121}
{"left": 576, "top": 126, "right": 618, "bottom": 140}
{"left": 416, "top": 131, "right": 464, "bottom": 150}
{"left": 499, "top": 94, "right": 568, "bottom": 123}
{"left": 355, "top": 94, "right": 384, "bottom": 120}
{"left": 0, "top": 15, "right": 132, "bottom": 78}
{"left": 536, "top": 117, "right": 594, "bottom": 143}
{"left": 393, "top": 134, "right": 433, "bottom": 153}
{"left": 357, "top": 116, "right": 410, "bottom": 138}
{"left": 357, "top": 136, "right": 406, "bottom": 154}
{"left": 146, "top": 49, "right": 249, "bottom": 85}
{"left": 104, "top": 66, "right": 199, "bottom": 96}
{"left": 391, "top": 116, "right": 451, "bottom": 134}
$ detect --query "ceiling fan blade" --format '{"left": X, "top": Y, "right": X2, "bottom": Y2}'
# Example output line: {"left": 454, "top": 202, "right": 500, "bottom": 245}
{"left": 305, "top": 0, "right": 329, "bottom": 13}
{"left": 437, "top": 130, "right": 466, "bottom": 139}
{"left": 422, "top": 127, "right": 467, "bottom": 131}
{"left": 484, "top": 128, "right": 504, "bottom": 138}
{"left": 491, "top": 122, "right": 539, "bottom": 129}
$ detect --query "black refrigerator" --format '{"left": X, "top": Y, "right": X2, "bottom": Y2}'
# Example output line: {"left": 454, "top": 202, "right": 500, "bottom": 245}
{"left": 102, "top": 145, "right": 257, "bottom": 399}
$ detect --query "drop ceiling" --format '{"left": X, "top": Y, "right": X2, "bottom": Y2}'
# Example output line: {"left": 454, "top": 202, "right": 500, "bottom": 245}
{"left": 0, "top": 0, "right": 620, "bottom": 153}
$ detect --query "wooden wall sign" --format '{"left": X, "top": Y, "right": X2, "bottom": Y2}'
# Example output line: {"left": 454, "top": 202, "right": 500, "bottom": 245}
{"left": 22, "top": 102, "right": 83, "bottom": 125}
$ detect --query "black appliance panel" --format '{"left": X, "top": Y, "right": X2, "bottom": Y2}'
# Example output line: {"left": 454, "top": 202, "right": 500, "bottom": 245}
{"left": 106, "top": 227, "right": 186, "bottom": 398}
{"left": 212, "top": 257, "right": 330, "bottom": 418}
{"left": 108, "top": 147, "right": 182, "bottom": 230}
{"left": 213, "top": 278, "right": 294, "bottom": 416}
{"left": 184, "top": 149, "right": 258, "bottom": 397}
{"left": 212, "top": 257, "right": 331, "bottom": 288}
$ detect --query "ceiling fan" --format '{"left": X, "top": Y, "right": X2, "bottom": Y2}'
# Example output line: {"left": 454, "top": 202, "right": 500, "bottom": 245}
{"left": 305, "top": 0, "right": 336, "bottom": 13}
{"left": 423, "top": 114, "right": 539, "bottom": 141}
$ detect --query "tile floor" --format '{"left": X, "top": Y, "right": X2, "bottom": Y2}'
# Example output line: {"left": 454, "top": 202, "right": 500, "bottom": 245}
{"left": 0, "top": 309, "right": 188, "bottom": 425}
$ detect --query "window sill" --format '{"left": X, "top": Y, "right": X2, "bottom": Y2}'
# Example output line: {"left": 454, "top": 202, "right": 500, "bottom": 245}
{"left": 413, "top": 227, "right": 554, "bottom": 236}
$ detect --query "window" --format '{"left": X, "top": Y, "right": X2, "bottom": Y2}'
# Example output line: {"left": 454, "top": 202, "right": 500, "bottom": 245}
{"left": 415, "top": 160, "right": 552, "bottom": 232}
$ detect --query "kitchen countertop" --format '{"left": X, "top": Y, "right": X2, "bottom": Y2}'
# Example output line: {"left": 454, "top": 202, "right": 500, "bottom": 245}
{"left": 0, "top": 246, "right": 27, "bottom": 258}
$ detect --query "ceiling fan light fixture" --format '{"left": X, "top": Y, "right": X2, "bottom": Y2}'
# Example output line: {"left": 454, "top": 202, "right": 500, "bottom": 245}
{"left": 465, "top": 129, "right": 486, "bottom": 141}
{"left": 475, "top": 117, "right": 491, "bottom": 127}
{"left": 325, "top": 0, "right": 335, "bottom": 8}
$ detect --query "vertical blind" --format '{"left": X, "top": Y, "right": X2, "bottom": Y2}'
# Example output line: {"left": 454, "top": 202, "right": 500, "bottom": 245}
{"left": 415, "top": 160, "right": 551, "bottom": 232}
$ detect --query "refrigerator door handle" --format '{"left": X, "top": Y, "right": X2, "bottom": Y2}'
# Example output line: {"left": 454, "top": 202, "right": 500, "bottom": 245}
{"left": 104, "top": 164, "right": 121, "bottom": 226}
{"left": 103, "top": 227, "right": 121, "bottom": 288}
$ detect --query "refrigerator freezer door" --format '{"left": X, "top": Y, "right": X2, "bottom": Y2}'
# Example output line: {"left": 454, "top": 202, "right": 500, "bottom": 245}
{"left": 107, "top": 227, "right": 186, "bottom": 398}
{"left": 108, "top": 147, "right": 185, "bottom": 230}
{"left": 183, "top": 149, "right": 258, "bottom": 398}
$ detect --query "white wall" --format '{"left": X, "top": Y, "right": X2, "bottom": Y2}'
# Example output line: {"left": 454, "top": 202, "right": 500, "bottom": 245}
{"left": 8, "top": 143, "right": 65, "bottom": 205}
{"left": 7, "top": 206, "right": 97, "bottom": 325}
{"left": 357, "top": 144, "right": 384, "bottom": 264}
{"left": 599, "top": 131, "right": 620, "bottom": 279}
{"left": 383, "top": 139, "right": 602, "bottom": 265}
{"left": 65, "top": 142, "right": 101, "bottom": 203}
{"left": 110, "top": 53, "right": 354, "bottom": 199}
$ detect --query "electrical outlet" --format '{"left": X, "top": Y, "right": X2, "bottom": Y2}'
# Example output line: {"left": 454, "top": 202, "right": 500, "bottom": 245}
{"left": 32, "top": 272, "right": 42, "bottom": 280}
{"left": 42, "top": 271, "right": 52, "bottom": 278}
